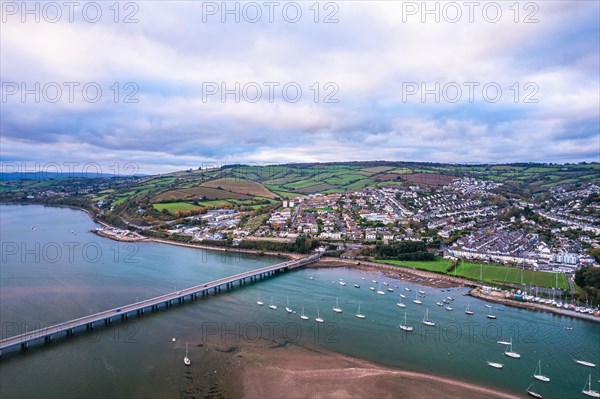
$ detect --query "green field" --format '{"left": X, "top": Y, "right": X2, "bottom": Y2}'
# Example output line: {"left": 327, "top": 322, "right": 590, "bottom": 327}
{"left": 152, "top": 202, "right": 204, "bottom": 213}
{"left": 377, "top": 259, "right": 568, "bottom": 289}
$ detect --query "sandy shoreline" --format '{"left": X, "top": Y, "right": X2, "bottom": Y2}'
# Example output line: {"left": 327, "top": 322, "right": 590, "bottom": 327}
{"left": 189, "top": 338, "right": 522, "bottom": 399}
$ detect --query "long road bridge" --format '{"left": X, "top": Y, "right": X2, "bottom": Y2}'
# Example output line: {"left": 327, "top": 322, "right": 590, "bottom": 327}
{"left": 0, "top": 252, "right": 322, "bottom": 355}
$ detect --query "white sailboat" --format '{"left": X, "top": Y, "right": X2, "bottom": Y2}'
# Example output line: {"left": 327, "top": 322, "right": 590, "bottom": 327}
{"left": 376, "top": 284, "right": 385, "bottom": 295}
{"left": 422, "top": 308, "right": 435, "bottom": 326}
{"left": 465, "top": 303, "right": 474, "bottom": 315}
{"left": 576, "top": 360, "right": 597, "bottom": 367}
{"left": 526, "top": 382, "right": 543, "bottom": 398}
{"left": 333, "top": 298, "right": 343, "bottom": 313}
{"left": 269, "top": 296, "right": 277, "bottom": 310}
{"left": 487, "top": 361, "right": 503, "bottom": 369}
{"left": 399, "top": 312, "right": 413, "bottom": 331}
{"left": 315, "top": 309, "right": 324, "bottom": 323}
{"left": 300, "top": 307, "right": 309, "bottom": 320}
{"left": 256, "top": 294, "right": 264, "bottom": 306}
{"left": 413, "top": 291, "right": 422, "bottom": 305}
{"left": 582, "top": 374, "right": 600, "bottom": 397}
{"left": 184, "top": 343, "right": 191, "bottom": 366}
{"left": 356, "top": 305, "right": 365, "bottom": 319}
{"left": 504, "top": 338, "right": 521, "bottom": 359}
{"left": 445, "top": 305, "right": 453, "bottom": 311}
{"left": 436, "top": 301, "right": 443, "bottom": 306}
{"left": 497, "top": 340, "right": 511, "bottom": 345}
{"left": 487, "top": 308, "right": 496, "bottom": 319}
{"left": 285, "top": 297, "right": 293, "bottom": 313}
{"left": 397, "top": 294, "right": 406, "bottom": 308}
{"left": 533, "top": 360, "right": 550, "bottom": 382}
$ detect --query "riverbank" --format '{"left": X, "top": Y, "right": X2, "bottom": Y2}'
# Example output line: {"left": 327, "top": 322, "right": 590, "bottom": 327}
{"left": 469, "top": 287, "right": 600, "bottom": 323}
{"left": 193, "top": 338, "right": 521, "bottom": 399}
{"left": 33, "top": 203, "right": 599, "bottom": 324}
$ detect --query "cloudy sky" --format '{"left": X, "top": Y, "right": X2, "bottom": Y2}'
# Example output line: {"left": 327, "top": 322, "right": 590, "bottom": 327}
{"left": 1, "top": 1, "right": 599, "bottom": 174}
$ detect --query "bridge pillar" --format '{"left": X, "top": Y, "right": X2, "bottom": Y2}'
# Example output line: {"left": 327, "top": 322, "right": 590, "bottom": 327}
{"left": 67, "top": 329, "right": 73, "bottom": 336}
{"left": 44, "top": 335, "right": 52, "bottom": 344}
{"left": 179, "top": 297, "right": 183, "bottom": 304}
{"left": 86, "top": 323, "right": 93, "bottom": 330}
{"left": 21, "top": 342, "right": 28, "bottom": 350}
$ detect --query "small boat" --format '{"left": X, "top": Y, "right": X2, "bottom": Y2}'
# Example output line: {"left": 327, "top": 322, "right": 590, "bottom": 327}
{"left": 413, "top": 292, "right": 422, "bottom": 304}
{"left": 442, "top": 299, "right": 449, "bottom": 304}
{"left": 422, "top": 308, "right": 435, "bottom": 326}
{"left": 376, "top": 284, "right": 385, "bottom": 295}
{"left": 582, "top": 374, "right": 600, "bottom": 397}
{"left": 269, "top": 296, "right": 277, "bottom": 310}
{"left": 418, "top": 290, "right": 426, "bottom": 294}
{"left": 184, "top": 343, "right": 191, "bottom": 366}
{"left": 487, "top": 309, "right": 496, "bottom": 319}
{"left": 504, "top": 339, "right": 521, "bottom": 359}
{"left": 400, "top": 293, "right": 406, "bottom": 298}
{"left": 447, "top": 296, "right": 454, "bottom": 301}
{"left": 361, "top": 277, "right": 365, "bottom": 280}
{"left": 339, "top": 281, "right": 346, "bottom": 286}
{"left": 533, "top": 360, "right": 550, "bottom": 382}
{"left": 565, "top": 326, "right": 573, "bottom": 330}
{"left": 285, "top": 297, "right": 293, "bottom": 313}
{"left": 497, "top": 340, "right": 511, "bottom": 345}
{"left": 397, "top": 295, "right": 406, "bottom": 308}
{"left": 333, "top": 298, "right": 342, "bottom": 313}
{"left": 465, "top": 304, "right": 474, "bottom": 315}
{"left": 356, "top": 305, "right": 365, "bottom": 319}
{"left": 487, "top": 361, "right": 503, "bottom": 369}
{"left": 371, "top": 279, "right": 377, "bottom": 283}
{"left": 445, "top": 305, "right": 453, "bottom": 311}
{"left": 383, "top": 282, "right": 389, "bottom": 286}
{"left": 309, "top": 276, "right": 314, "bottom": 280}
{"left": 315, "top": 309, "right": 324, "bottom": 323}
{"left": 405, "top": 287, "right": 411, "bottom": 291}
{"left": 484, "top": 304, "right": 492, "bottom": 308}
{"left": 369, "top": 287, "right": 375, "bottom": 291}
{"left": 576, "top": 360, "right": 597, "bottom": 368}
{"left": 300, "top": 307, "right": 309, "bottom": 320}
{"left": 399, "top": 312, "right": 413, "bottom": 331}
{"left": 526, "top": 382, "right": 543, "bottom": 398}
{"left": 256, "top": 294, "right": 264, "bottom": 306}
{"left": 387, "top": 288, "right": 394, "bottom": 292}
{"left": 436, "top": 301, "right": 443, "bottom": 306}
{"left": 354, "top": 284, "right": 360, "bottom": 288}
{"left": 172, "top": 337, "right": 176, "bottom": 342}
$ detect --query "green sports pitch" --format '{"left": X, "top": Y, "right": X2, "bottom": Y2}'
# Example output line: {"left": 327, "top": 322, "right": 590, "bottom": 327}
{"left": 377, "top": 259, "right": 569, "bottom": 289}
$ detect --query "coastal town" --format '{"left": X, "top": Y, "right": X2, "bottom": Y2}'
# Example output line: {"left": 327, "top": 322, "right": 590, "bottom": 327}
{"left": 90, "top": 177, "right": 599, "bottom": 273}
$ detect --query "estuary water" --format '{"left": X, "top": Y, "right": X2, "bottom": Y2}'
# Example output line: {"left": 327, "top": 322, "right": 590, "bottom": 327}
{"left": 0, "top": 204, "right": 599, "bottom": 398}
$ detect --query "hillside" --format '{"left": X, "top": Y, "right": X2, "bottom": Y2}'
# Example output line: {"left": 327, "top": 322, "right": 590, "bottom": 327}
{"left": 2, "top": 161, "right": 598, "bottom": 221}
{"left": 200, "top": 178, "right": 278, "bottom": 199}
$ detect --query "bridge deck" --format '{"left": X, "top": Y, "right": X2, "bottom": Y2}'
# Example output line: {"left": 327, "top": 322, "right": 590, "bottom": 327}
{"left": 0, "top": 253, "right": 321, "bottom": 352}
